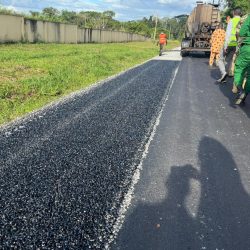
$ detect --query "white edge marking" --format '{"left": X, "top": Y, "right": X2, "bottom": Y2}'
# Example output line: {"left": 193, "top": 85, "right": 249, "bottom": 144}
{"left": 104, "top": 64, "right": 180, "bottom": 249}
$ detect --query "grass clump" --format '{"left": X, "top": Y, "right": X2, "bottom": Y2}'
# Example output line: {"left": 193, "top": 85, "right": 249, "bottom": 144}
{"left": 0, "top": 41, "right": 180, "bottom": 125}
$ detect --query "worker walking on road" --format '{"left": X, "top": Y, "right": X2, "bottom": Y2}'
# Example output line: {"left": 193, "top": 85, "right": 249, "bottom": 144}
{"left": 232, "top": 14, "right": 250, "bottom": 105}
{"left": 209, "top": 23, "right": 226, "bottom": 67}
{"left": 159, "top": 32, "right": 167, "bottom": 56}
{"left": 217, "top": 7, "right": 242, "bottom": 82}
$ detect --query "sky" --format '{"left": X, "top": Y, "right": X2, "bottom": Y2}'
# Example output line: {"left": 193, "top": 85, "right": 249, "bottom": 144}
{"left": 0, "top": 0, "right": 198, "bottom": 20}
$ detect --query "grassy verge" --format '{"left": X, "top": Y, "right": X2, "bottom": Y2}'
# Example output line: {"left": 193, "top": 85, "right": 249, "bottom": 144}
{"left": 0, "top": 40, "right": 180, "bottom": 125}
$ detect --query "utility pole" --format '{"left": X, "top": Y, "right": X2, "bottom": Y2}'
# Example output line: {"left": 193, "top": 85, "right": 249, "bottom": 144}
{"left": 166, "top": 19, "right": 171, "bottom": 40}
{"left": 153, "top": 15, "right": 158, "bottom": 41}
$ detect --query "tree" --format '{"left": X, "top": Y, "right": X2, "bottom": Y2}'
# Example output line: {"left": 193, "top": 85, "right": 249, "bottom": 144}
{"left": 123, "top": 20, "right": 152, "bottom": 37}
{"left": 76, "top": 13, "right": 87, "bottom": 28}
{"left": 60, "top": 10, "right": 78, "bottom": 24}
{"left": 79, "top": 11, "right": 103, "bottom": 29}
{"left": 0, "top": 6, "right": 17, "bottom": 15}
{"left": 42, "top": 7, "right": 60, "bottom": 20}
{"left": 102, "top": 10, "right": 115, "bottom": 19}
{"left": 30, "top": 11, "right": 40, "bottom": 17}
{"left": 101, "top": 10, "right": 116, "bottom": 29}
{"left": 223, "top": 0, "right": 250, "bottom": 16}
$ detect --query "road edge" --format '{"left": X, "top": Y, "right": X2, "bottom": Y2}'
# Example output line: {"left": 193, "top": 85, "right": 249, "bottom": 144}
{"left": 104, "top": 63, "right": 181, "bottom": 249}
{"left": 0, "top": 56, "right": 156, "bottom": 132}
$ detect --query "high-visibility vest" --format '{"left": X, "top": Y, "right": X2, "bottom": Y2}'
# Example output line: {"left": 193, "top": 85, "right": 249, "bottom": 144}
{"left": 229, "top": 16, "right": 241, "bottom": 46}
{"left": 159, "top": 34, "right": 167, "bottom": 44}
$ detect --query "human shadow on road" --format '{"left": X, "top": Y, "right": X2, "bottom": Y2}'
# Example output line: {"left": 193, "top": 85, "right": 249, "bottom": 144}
{"left": 209, "top": 67, "right": 222, "bottom": 81}
{"left": 115, "top": 137, "right": 250, "bottom": 250}
{"left": 217, "top": 78, "right": 250, "bottom": 117}
{"left": 209, "top": 68, "right": 250, "bottom": 116}
{"left": 217, "top": 77, "right": 237, "bottom": 107}
{"left": 197, "top": 136, "right": 250, "bottom": 250}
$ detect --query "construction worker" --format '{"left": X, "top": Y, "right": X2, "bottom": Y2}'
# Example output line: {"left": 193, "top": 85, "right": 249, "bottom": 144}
{"left": 232, "top": 14, "right": 250, "bottom": 105}
{"left": 159, "top": 32, "right": 167, "bottom": 56}
{"left": 231, "top": 14, "right": 248, "bottom": 85}
{"left": 209, "top": 22, "right": 226, "bottom": 67}
{"left": 217, "top": 7, "right": 242, "bottom": 82}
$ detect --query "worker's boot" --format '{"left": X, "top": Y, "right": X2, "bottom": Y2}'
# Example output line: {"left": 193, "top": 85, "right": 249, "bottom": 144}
{"left": 217, "top": 72, "right": 228, "bottom": 83}
{"left": 235, "top": 91, "right": 247, "bottom": 105}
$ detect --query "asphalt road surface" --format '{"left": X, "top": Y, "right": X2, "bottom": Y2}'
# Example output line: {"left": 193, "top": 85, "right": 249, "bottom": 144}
{"left": 113, "top": 53, "right": 250, "bottom": 250}
{"left": 1, "top": 50, "right": 250, "bottom": 249}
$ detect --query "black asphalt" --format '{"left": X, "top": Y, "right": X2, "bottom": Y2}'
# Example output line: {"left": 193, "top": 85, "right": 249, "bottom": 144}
{"left": 113, "top": 54, "right": 250, "bottom": 250}
{"left": 0, "top": 58, "right": 179, "bottom": 249}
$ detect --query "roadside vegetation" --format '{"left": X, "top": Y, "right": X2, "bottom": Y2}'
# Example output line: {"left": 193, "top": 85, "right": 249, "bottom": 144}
{"left": 221, "top": 0, "right": 249, "bottom": 17}
{"left": 0, "top": 41, "right": 180, "bottom": 125}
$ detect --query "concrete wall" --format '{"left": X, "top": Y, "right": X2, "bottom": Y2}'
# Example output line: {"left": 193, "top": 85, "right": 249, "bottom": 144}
{"left": 0, "top": 14, "right": 24, "bottom": 43}
{"left": 64, "top": 24, "right": 78, "bottom": 43}
{"left": 0, "top": 14, "right": 146, "bottom": 44}
{"left": 76, "top": 28, "right": 147, "bottom": 44}
{"left": 24, "top": 20, "right": 78, "bottom": 43}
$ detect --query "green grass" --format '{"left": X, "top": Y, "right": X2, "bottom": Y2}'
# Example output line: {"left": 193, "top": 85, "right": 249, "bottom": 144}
{"left": 0, "top": 40, "right": 180, "bottom": 125}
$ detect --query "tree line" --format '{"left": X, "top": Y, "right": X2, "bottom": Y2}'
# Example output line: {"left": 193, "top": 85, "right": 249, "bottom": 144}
{"left": 0, "top": 6, "right": 187, "bottom": 40}
{"left": 222, "top": 0, "right": 249, "bottom": 16}
{"left": 0, "top": 0, "right": 248, "bottom": 40}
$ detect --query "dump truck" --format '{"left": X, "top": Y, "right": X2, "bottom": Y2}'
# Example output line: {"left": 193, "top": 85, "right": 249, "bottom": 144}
{"left": 181, "top": 1, "right": 221, "bottom": 56}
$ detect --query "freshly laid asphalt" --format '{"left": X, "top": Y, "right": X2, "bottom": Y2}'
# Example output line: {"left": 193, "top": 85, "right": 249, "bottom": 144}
{"left": 0, "top": 54, "right": 179, "bottom": 249}
{"left": 1, "top": 50, "right": 250, "bottom": 250}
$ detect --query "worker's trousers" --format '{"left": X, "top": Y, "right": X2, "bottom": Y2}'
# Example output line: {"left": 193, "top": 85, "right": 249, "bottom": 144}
{"left": 160, "top": 44, "right": 165, "bottom": 51}
{"left": 209, "top": 52, "right": 220, "bottom": 66}
{"left": 217, "top": 46, "right": 236, "bottom": 76}
{"left": 234, "top": 45, "right": 250, "bottom": 94}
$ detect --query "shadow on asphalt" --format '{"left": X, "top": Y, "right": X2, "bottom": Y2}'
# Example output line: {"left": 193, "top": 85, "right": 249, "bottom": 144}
{"left": 208, "top": 67, "right": 250, "bottom": 117}
{"left": 218, "top": 79, "right": 250, "bottom": 117}
{"left": 118, "top": 137, "right": 250, "bottom": 250}
{"left": 188, "top": 52, "right": 209, "bottom": 58}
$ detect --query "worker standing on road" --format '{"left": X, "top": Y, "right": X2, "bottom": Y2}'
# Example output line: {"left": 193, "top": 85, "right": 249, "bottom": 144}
{"left": 232, "top": 14, "right": 250, "bottom": 105}
{"left": 217, "top": 7, "right": 242, "bottom": 82}
{"left": 209, "top": 22, "right": 226, "bottom": 67}
{"left": 159, "top": 32, "right": 167, "bottom": 56}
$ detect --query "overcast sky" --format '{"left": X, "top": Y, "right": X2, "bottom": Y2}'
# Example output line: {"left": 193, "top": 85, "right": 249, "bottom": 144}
{"left": 0, "top": 0, "right": 197, "bottom": 20}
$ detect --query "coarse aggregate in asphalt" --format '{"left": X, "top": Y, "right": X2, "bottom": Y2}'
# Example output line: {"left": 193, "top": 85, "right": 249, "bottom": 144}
{"left": 113, "top": 53, "right": 250, "bottom": 250}
{"left": 0, "top": 56, "right": 180, "bottom": 249}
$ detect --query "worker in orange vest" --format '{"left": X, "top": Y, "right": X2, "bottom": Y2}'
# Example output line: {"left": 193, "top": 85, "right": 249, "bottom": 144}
{"left": 159, "top": 32, "right": 167, "bottom": 56}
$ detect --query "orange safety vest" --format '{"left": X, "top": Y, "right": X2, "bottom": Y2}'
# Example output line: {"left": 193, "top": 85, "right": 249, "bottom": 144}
{"left": 159, "top": 33, "right": 167, "bottom": 45}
